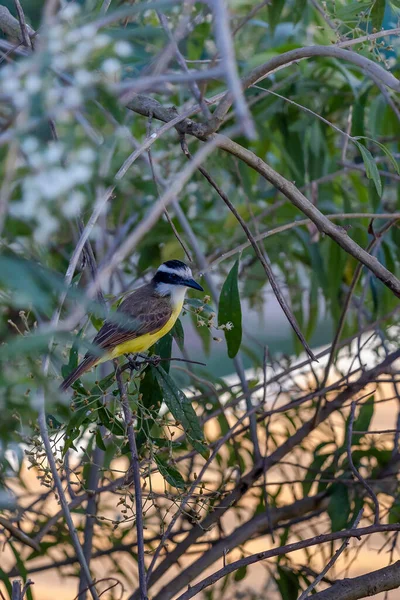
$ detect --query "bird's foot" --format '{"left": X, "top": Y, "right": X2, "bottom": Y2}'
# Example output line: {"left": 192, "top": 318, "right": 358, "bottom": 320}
{"left": 126, "top": 354, "right": 141, "bottom": 371}
{"left": 148, "top": 354, "right": 161, "bottom": 367}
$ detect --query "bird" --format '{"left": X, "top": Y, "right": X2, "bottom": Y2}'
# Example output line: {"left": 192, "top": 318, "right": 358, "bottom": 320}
{"left": 60, "top": 259, "right": 204, "bottom": 391}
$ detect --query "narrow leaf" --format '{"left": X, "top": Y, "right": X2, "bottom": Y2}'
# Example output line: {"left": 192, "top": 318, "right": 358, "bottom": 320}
{"left": 370, "top": 0, "right": 386, "bottom": 29}
{"left": 328, "top": 483, "right": 351, "bottom": 530}
{"left": 155, "top": 455, "right": 185, "bottom": 489}
{"left": 218, "top": 257, "right": 242, "bottom": 358}
{"left": 153, "top": 366, "right": 207, "bottom": 456}
{"left": 354, "top": 141, "right": 382, "bottom": 196}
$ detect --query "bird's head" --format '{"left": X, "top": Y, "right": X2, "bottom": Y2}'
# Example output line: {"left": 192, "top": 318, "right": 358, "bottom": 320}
{"left": 153, "top": 260, "right": 204, "bottom": 298}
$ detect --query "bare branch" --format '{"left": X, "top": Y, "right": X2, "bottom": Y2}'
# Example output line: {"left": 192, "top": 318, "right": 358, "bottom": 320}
{"left": 181, "top": 136, "right": 317, "bottom": 361}
{"left": 175, "top": 524, "right": 400, "bottom": 600}
{"left": 311, "top": 560, "right": 400, "bottom": 600}
{"left": 13, "top": 0, "right": 32, "bottom": 49}
{"left": 0, "top": 516, "right": 40, "bottom": 551}
{"left": 297, "top": 509, "right": 364, "bottom": 599}
{"left": 114, "top": 363, "right": 148, "bottom": 600}
{"left": 143, "top": 349, "right": 400, "bottom": 599}
{"left": 209, "top": 45, "right": 400, "bottom": 132}
{"left": 209, "top": 0, "right": 256, "bottom": 138}
{"left": 215, "top": 134, "right": 400, "bottom": 299}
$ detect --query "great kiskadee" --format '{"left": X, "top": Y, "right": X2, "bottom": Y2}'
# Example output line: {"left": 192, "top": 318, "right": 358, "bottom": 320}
{"left": 60, "top": 260, "right": 204, "bottom": 391}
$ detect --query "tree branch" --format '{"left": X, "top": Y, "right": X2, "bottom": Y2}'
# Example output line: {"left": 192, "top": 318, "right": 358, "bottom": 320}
{"left": 175, "top": 524, "right": 400, "bottom": 600}
{"left": 311, "top": 560, "right": 400, "bottom": 600}
{"left": 209, "top": 45, "right": 400, "bottom": 132}
{"left": 138, "top": 348, "right": 400, "bottom": 600}
{"left": 214, "top": 134, "right": 400, "bottom": 298}
{"left": 114, "top": 363, "right": 148, "bottom": 600}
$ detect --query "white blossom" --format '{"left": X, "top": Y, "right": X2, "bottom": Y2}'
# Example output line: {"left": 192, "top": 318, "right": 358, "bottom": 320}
{"left": 71, "top": 163, "right": 92, "bottom": 184}
{"left": 75, "top": 69, "right": 95, "bottom": 87}
{"left": 80, "top": 24, "right": 97, "bottom": 39}
{"left": 76, "top": 147, "right": 96, "bottom": 163}
{"left": 101, "top": 58, "right": 121, "bottom": 75}
{"left": 93, "top": 34, "right": 111, "bottom": 49}
{"left": 33, "top": 208, "right": 59, "bottom": 243}
{"left": 21, "top": 137, "right": 39, "bottom": 154}
{"left": 63, "top": 87, "right": 82, "bottom": 108}
{"left": 61, "top": 190, "right": 86, "bottom": 217}
{"left": 60, "top": 3, "right": 81, "bottom": 21}
{"left": 3, "top": 77, "right": 20, "bottom": 94}
{"left": 114, "top": 41, "right": 132, "bottom": 57}
{"left": 45, "top": 143, "right": 64, "bottom": 164}
{"left": 52, "top": 53, "right": 69, "bottom": 70}
{"left": 25, "top": 75, "right": 41, "bottom": 94}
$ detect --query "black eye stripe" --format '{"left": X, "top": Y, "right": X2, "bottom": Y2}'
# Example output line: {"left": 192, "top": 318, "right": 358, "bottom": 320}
{"left": 153, "top": 270, "right": 183, "bottom": 285}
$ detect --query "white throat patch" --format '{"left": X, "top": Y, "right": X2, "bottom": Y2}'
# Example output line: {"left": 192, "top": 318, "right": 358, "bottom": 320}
{"left": 156, "top": 282, "right": 187, "bottom": 306}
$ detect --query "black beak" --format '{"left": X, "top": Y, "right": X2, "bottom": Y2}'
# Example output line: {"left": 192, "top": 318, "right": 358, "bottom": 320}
{"left": 184, "top": 278, "right": 204, "bottom": 292}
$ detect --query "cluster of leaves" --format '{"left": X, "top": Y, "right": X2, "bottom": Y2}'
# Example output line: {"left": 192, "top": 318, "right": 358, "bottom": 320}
{"left": 0, "top": 0, "right": 399, "bottom": 599}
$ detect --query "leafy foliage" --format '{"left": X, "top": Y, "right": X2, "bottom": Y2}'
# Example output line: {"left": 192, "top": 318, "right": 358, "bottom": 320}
{"left": 0, "top": 0, "right": 399, "bottom": 598}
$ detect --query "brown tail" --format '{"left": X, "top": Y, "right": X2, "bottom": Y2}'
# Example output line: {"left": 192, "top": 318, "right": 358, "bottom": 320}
{"left": 59, "top": 356, "right": 97, "bottom": 391}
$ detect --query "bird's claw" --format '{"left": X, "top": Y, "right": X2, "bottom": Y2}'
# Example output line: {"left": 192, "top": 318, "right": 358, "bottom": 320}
{"left": 126, "top": 354, "right": 141, "bottom": 371}
{"left": 149, "top": 355, "right": 161, "bottom": 367}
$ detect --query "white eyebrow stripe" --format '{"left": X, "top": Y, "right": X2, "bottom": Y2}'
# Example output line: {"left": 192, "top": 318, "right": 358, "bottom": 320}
{"left": 157, "top": 265, "right": 192, "bottom": 278}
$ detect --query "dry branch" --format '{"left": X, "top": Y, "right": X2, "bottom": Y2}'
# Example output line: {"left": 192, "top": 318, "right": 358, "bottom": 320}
{"left": 312, "top": 560, "right": 400, "bottom": 600}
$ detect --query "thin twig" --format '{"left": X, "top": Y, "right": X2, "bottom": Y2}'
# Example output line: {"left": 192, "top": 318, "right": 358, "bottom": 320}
{"left": 347, "top": 402, "right": 380, "bottom": 524}
{"left": 181, "top": 136, "right": 317, "bottom": 362}
{"left": 206, "top": 213, "right": 400, "bottom": 269}
{"left": 157, "top": 11, "right": 211, "bottom": 120}
{"left": 313, "top": 218, "right": 398, "bottom": 423}
{"left": 297, "top": 509, "right": 364, "bottom": 599}
{"left": 13, "top": 0, "right": 32, "bottom": 48}
{"left": 114, "top": 362, "right": 148, "bottom": 600}
{"left": 145, "top": 123, "right": 193, "bottom": 262}
{"left": 0, "top": 516, "right": 40, "bottom": 551}
{"left": 171, "top": 198, "right": 262, "bottom": 460}
{"left": 36, "top": 404, "right": 99, "bottom": 600}
{"left": 209, "top": 0, "right": 256, "bottom": 138}
{"left": 215, "top": 134, "right": 400, "bottom": 299}
{"left": 232, "top": 0, "right": 270, "bottom": 35}
{"left": 175, "top": 522, "right": 400, "bottom": 600}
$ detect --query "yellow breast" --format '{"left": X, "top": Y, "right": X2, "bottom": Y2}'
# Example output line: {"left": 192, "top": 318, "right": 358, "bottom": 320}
{"left": 105, "top": 297, "right": 184, "bottom": 361}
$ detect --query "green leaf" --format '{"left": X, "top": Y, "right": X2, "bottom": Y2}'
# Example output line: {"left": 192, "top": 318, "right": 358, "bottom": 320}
{"left": 218, "top": 257, "right": 242, "bottom": 358}
{"left": 389, "top": 498, "right": 400, "bottom": 523}
{"left": 275, "top": 565, "right": 300, "bottom": 600}
{"left": 328, "top": 483, "right": 351, "bottom": 531}
{"left": 268, "top": 0, "right": 285, "bottom": 32}
{"left": 302, "top": 453, "right": 330, "bottom": 496}
{"left": 97, "top": 404, "right": 126, "bottom": 437}
{"left": 63, "top": 407, "right": 91, "bottom": 455}
{"left": 234, "top": 564, "right": 247, "bottom": 582}
{"left": 96, "top": 428, "right": 107, "bottom": 451}
{"left": 0, "top": 566, "right": 12, "bottom": 596}
{"left": 353, "top": 395, "right": 375, "bottom": 442}
{"left": 370, "top": 0, "right": 386, "bottom": 29}
{"left": 155, "top": 330, "right": 172, "bottom": 374}
{"left": 153, "top": 366, "right": 208, "bottom": 456}
{"left": 353, "top": 140, "right": 382, "bottom": 196}
{"left": 369, "top": 140, "right": 399, "bottom": 174}
{"left": 46, "top": 414, "right": 63, "bottom": 430}
{"left": 136, "top": 365, "right": 163, "bottom": 451}
{"left": 61, "top": 330, "right": 83, "bottom": 379}
{"left": 172, "top": 318, "right": 185, "bottom": 353}
{"left": 9, "top": 541, "right": 33, "bottom": 600}
{"left": 154, "top": 454, "right": 185, "bottom": 489}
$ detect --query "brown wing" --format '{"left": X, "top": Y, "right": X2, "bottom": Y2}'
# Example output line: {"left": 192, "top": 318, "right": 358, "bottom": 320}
{"left": 86, "top": 284, "right": 172, "bottom": 355}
